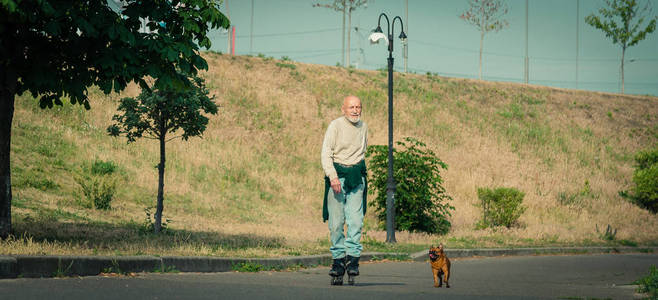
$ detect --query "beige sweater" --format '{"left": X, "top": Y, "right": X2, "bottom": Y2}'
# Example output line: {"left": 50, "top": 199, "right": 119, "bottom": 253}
{"left": 321, "top": 116, "right": 368, "bottom": 180}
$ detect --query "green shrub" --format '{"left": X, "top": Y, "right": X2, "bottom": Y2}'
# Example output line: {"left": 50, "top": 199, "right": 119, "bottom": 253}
{"left": 91, "top": 159, "right": 117, "bottom": 175}
{"left": 275, "top": 62, "right": 296, "bottom": 70}
{"left": 623, "top": 148, "right": 658, "bottom": 213}
{"left": 367, "top": 137, "right": 454, "bottom": 234}
{"left": 633, "top": 165, "right": 658, "bottom": 212}
{"left": 636, "top": 148, "right": 658, "bottom": 170}
{"left": 76, "top": 175, "right": 116, "bottom": 210}
{"left": 634, "top": 265, "right": 658, "bottom": 299}
{"left": 75, "top": 160, "right": 119, "bottom": 210}
{"left": 477, "top": 187, "right": 526, "bottom": 228}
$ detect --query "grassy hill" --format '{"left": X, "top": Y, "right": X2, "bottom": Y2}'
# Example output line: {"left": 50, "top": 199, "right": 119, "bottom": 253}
{"left": 4, "top": 52, "right": 657, "bottom": 257}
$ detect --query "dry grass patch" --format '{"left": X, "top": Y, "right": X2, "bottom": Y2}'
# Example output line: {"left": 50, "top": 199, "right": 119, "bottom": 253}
{"left": 4, "top": 53, "right": 657, "bottom": 257}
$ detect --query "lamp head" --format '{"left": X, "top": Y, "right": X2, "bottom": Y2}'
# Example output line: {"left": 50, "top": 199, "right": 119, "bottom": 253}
{"left": 398, "top": 31, "right": 407, "bottom": 41}
{"left": 369, "top": 31, "right": 388, "bottom": 45}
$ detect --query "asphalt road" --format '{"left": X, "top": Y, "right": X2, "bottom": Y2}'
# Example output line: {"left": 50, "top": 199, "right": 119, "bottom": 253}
{"left": 0, "top": 253, "right": 655, "bottom": 300}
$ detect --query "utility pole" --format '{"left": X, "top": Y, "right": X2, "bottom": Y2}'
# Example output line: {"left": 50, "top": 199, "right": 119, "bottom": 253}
{"left": 342, "top": 0, "right": 346, "bottom": 66}
{"left": 314, "top": 1, "right": 357, "bottom": 67}
{"left": 226, "top": 0, "right": 231, "bottom": 55}
{"left": 353, "top": 26, "right": 366, "bottom": 68}
{"left": 402, "top": 0, "right": 409, "bottom": 73}
{"left": 347, "top": 1, "right": 351, "bottom": 67}
{"left": 524, "top": 0, "right": 528, "bottom": 84}
{"left": 231, "top": 26, "right": 236, "bottom": 55}
{"left": 576, "top": 0, "right": 579, "bottom": 89}
{"left": 250, "top": 0, "right": 254, "bottom": 55}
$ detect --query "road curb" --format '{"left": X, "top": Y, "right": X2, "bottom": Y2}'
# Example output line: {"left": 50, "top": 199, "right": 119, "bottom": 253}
{"left": 0, "top": 252, "right": 392, "bottom": 278}
{"left": 13, "top": 255, "right": 162, "bottom": 278}
{"left": 410, "top": 246, "right": 658, "bottom": 262}
{"left": 0, "top": 247, "right": 655, "bottom": 278}
{"left": 0, "top": 257, "right": 17, "bottom": 279}
{"left": 161, "top": 254, "right": 333, "bottom": 273}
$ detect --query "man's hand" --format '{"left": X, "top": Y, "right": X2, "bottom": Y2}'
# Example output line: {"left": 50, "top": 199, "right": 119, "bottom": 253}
{"left": 330, "top": 177, "right": 341, "bottom": 194}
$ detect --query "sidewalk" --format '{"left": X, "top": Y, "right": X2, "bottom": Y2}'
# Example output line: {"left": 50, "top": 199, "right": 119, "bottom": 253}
{"left": 1, "top": 246, "right": 655, "bottom": 278}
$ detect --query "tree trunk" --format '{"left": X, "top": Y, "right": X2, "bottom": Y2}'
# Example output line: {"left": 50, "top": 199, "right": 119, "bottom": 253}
{"left": 0, "top": 70, "right": 16, "bottom": 239}
{"left": 154, "top": 130, "right": 166, "bottom": 234}
{"left": 479, "top": 30, "right": 484, "bottom": 80}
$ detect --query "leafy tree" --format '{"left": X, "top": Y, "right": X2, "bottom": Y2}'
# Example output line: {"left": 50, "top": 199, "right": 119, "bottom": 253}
{"left": 585, "top": 0, "right": 656, "bottom": 94}
{"left": 459, "top": 0, "right": 509, "bottom": 80}
{"left": 367, "top": 137, "right": 454, "bottom": 234}
{"left": 313, "top": 0, "right": 368, "bottom": 67}
{"left": 0, "top": 0, "right": 229, "bottom": 238}
{"left": 108, "top": 75, "right": 217, "bottom": 233}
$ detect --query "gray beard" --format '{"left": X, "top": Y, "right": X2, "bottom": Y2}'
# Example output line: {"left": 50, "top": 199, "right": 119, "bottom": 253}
{"left": 346, "top": 116, "right": 360, "bottom": 124}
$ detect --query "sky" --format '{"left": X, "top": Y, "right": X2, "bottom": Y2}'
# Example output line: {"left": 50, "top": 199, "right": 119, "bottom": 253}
{"left": 206, "top": 0, "right": 658, "bottom": 96}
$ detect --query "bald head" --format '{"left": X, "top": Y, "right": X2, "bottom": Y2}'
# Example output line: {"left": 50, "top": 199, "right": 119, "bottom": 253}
{"left": 342, "top": 95, "right": 362, "bottom": 124}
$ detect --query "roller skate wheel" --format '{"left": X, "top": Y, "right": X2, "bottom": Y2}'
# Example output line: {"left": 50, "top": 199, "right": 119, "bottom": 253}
{"left": 330, "top": 276, "right": 343, "bottom": 286}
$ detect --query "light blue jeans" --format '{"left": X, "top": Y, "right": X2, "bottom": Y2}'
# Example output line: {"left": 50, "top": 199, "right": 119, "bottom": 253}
{"left": 327, "top": 177, "right": 364, "bottom": 259}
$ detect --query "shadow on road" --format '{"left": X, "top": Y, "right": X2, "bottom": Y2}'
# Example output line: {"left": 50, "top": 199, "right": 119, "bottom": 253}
{"left": 354, "top": 282, "right": 406, "bottom": 287}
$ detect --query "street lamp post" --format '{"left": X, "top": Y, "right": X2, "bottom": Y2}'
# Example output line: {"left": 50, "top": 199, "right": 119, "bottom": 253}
{"left": 369, "top": 13, "right": 406, "bottom": 243}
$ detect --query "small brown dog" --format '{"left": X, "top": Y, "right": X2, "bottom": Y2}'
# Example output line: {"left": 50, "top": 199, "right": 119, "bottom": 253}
{"left": 429, "top": 244, "right": 451, "bottom": 288}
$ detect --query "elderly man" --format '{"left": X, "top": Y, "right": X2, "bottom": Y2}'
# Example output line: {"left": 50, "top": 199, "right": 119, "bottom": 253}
{"left": 321, "top": 95, "right": 368, "bottom": 286}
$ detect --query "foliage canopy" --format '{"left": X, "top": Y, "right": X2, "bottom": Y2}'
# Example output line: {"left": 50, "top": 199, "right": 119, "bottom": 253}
{"left": 0, "top": 0, "right": 229, "bottom": 238}
{"left": 585, "top": 0, "right": 657, "bottom": 94}
{"left": 367, "top": 137, "right": 454, "bottom": 234}
{"left": 1, "top": 0, "right": 229, "bottom": 108}
{"left": 108, "top": 75, "right": 217, "bottom": 143}
{"left": 459, "top": 0, "right": 509, "bottom": 34}
{"left": 627, "top": 147, "right": 658, "bottom": 213}
{"left": 585, "top": 0, "right": 656, "bottom": 49}
{"left": 459, "top": 0, "right": 509, "bottom": 80}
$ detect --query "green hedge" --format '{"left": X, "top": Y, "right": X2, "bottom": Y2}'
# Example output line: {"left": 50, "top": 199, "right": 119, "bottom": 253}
{"left": 477, "top": 187, "right": 526, "bottom": 229}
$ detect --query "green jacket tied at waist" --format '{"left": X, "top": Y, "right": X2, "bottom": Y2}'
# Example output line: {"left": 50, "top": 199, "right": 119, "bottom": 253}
{"left": 323, "top": 160, "right": 367, "bottom": 222}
